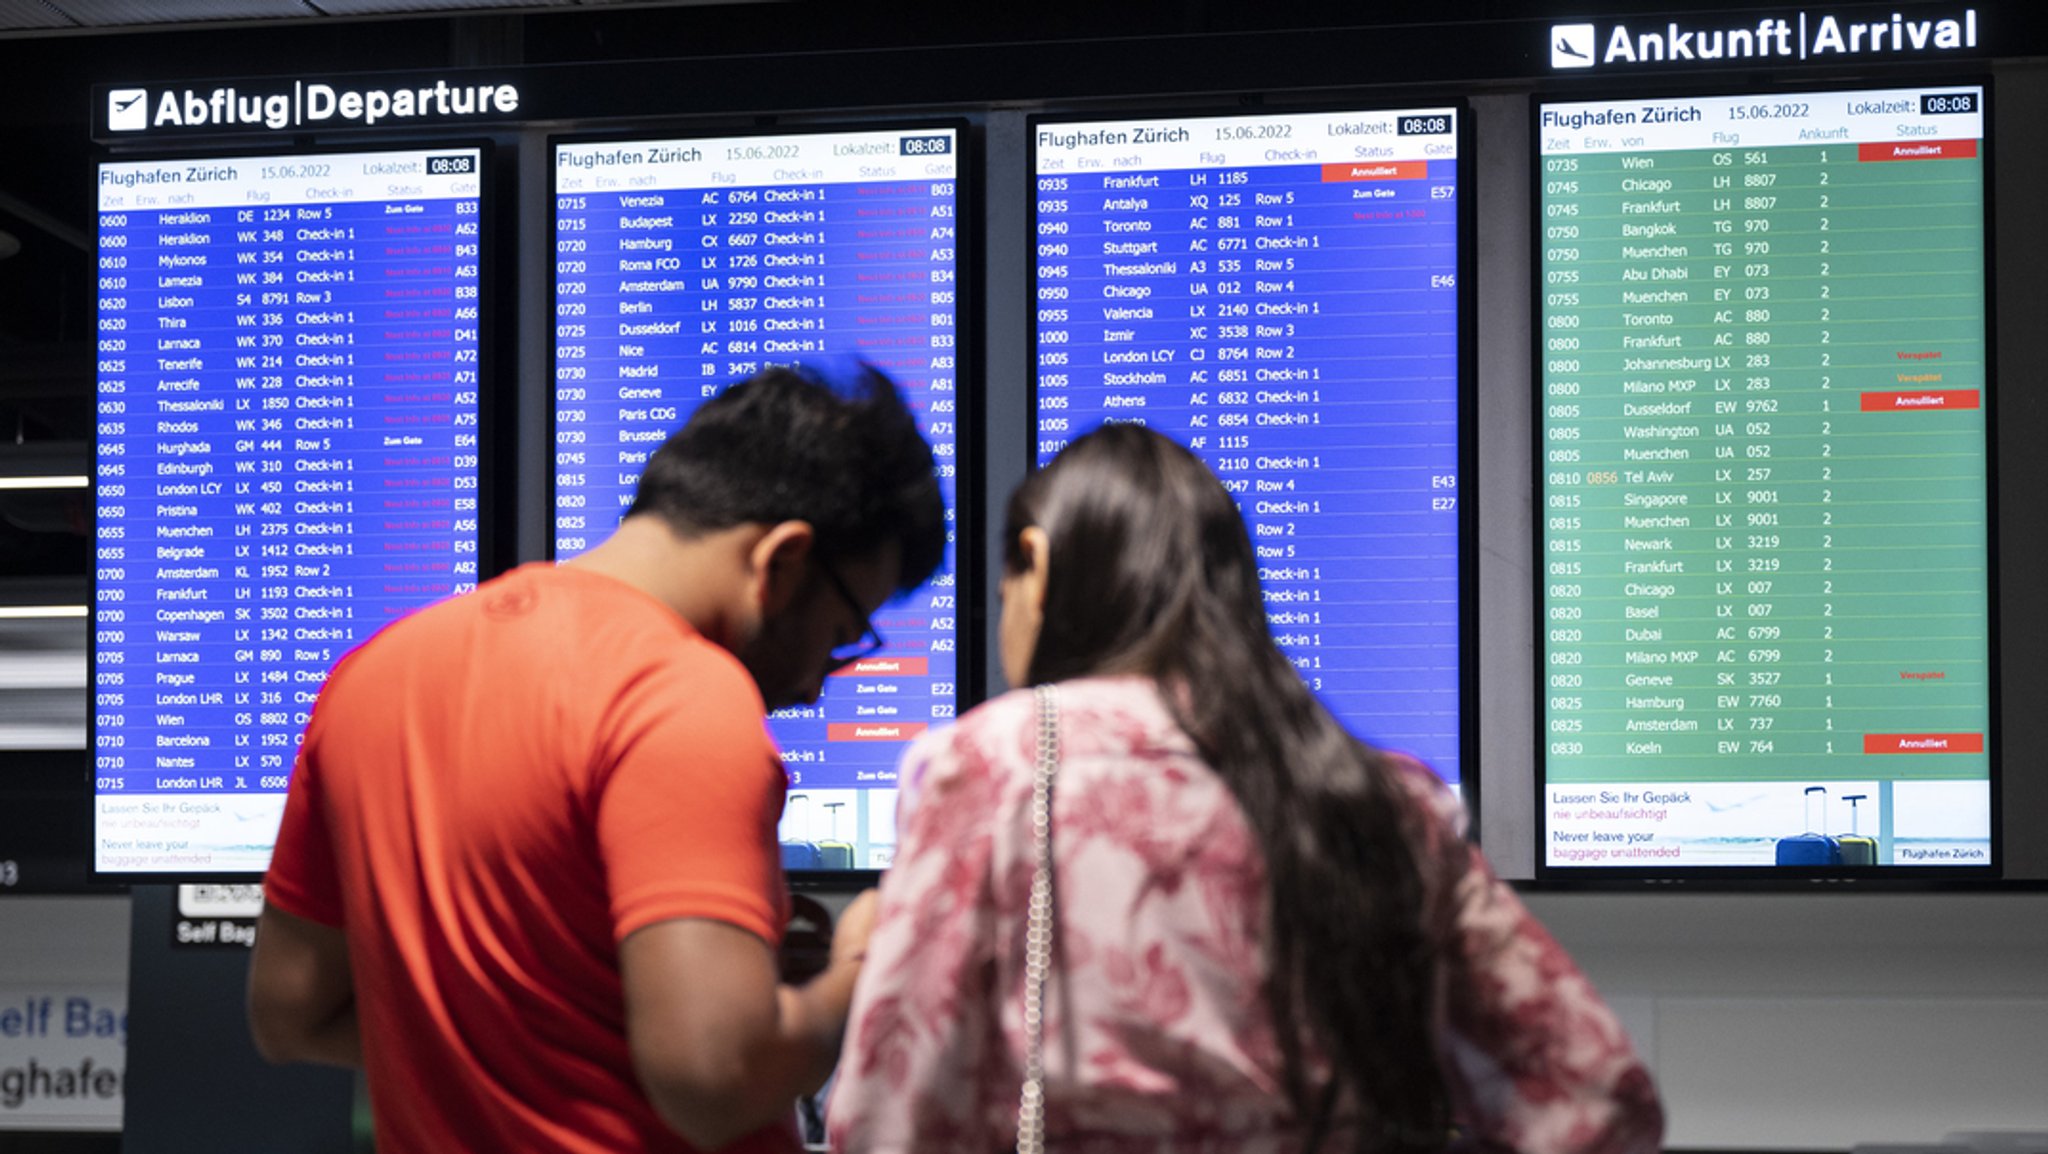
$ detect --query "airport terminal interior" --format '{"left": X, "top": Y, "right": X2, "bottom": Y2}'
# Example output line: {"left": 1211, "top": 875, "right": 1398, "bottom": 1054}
{"left": 0, "top": 0, "right": 2045, "bottom": 1149}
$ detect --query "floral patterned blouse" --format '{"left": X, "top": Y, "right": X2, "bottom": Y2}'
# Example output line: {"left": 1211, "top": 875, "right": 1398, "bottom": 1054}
{"left": 828, "top": 677, "right": 1663, "bottom": 1154}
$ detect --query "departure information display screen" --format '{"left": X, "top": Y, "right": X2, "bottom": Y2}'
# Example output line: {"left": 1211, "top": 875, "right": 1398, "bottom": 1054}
{"left": 553, "top": 126, "right": 960, "bottom": 870}
{"left": 1032, "top": 108, "right": 1464, "bottom": 784}
{"left": 93, "top": 146, "right": 485, "bottom": 875}
{"left": 1538, "top": 85, "right": 1993, "bottom": 871}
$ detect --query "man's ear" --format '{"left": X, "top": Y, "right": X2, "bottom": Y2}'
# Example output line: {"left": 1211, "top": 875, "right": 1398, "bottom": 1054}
{"left": 748, "top": 520, "right": 816, "bottom": 616}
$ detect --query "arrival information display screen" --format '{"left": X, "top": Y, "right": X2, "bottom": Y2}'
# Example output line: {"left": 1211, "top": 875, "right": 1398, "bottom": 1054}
{"left": 93, "top": 147, "right": 484, "bottom": 875}
{"left": 553, "top": 127, "right": 960, "bottom": 869}
{"left": 1538, "top": 86, "right": 1992, "bottom": 870}
{"left": 1033, "top": 108, "right": 1463, "bottom": 784}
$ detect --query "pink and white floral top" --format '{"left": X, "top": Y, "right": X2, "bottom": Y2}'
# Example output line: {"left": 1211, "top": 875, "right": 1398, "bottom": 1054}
{"left": 829, "top": 677, "right": 1662, "bottom": 1154}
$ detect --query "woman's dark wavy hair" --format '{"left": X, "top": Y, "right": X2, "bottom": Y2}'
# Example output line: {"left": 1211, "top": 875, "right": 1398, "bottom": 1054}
{"left": 1007, "top": 424, "right": 1462, "bottom": 1154}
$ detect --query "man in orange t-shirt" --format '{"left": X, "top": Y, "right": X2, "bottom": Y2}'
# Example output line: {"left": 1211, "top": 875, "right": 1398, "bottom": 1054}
{"left": 247, "top": 365, "right": 945, "bottom": 1153}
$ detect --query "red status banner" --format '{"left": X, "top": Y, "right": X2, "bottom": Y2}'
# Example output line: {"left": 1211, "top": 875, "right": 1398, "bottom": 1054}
{"left": 829, "top": 656, "right": 930, "bottom": 678}
{"left": 826, "top": 722, "right": 929, "bottom": 743}
{"left": 1320, "top": 161, "right": 1428, "bottom": 182}
{"left": 1857, "top": 140, "right": 1978, "bottom": 163}
{"left": 1859, "top": 389, "right": 1981, "bottom": 412}
{"left": 1863, "top": 732, "right": 1985, "bottom": 754}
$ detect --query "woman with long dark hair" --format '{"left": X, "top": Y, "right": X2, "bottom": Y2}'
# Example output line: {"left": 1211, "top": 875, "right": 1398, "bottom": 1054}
{"left": 830, "top": 425, "right": 1662, "bottom": 1153}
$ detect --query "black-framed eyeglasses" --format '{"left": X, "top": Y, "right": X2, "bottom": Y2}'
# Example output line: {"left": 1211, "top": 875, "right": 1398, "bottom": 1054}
{"left": 817, "top": 560, "right": 887, "bottom": 674}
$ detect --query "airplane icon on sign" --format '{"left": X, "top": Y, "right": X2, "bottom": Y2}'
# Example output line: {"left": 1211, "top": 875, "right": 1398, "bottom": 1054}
{"left": 108, "top": 88, "right": 148, "bottom": 131}
{"left": 1550, "top": 24, "right": 1597, "bottom": 69}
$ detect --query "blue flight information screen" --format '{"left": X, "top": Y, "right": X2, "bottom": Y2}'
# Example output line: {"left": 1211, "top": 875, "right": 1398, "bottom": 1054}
{"left": 1033, "top": 108, "right": 1464, "bottom": 783}
{"left": 553, "top": 127, "right": 961, "bottom": 869}
{"left": 93, "top": 147, "right": 485, "bottom": 875}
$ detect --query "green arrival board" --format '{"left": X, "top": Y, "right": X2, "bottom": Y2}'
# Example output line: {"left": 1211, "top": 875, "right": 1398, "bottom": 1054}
{"left": 1537, "top": 85, "right": 1991, "bottom": 870}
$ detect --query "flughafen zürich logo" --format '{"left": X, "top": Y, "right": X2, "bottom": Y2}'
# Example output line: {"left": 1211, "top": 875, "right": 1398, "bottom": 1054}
{"left": 1550, "top": 8, "right": 1978, "bottom": 69}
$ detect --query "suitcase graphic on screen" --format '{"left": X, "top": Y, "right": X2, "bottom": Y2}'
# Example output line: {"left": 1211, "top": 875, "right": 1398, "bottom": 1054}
{"left": 1837, "top": 793, "right": 1878, "bottom": 866}
{"left": 817, "top": 801, "right": 856, "bottom": 871}
{"left": 780, "top": 793, "right": 824, "bottom": 870}
{"left": 1774, "top": 785, "right": 1842, "bottom": 866}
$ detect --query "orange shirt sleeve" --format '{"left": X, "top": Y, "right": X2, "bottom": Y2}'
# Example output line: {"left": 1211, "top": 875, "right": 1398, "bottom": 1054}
{"left": 595, "top": 643, "right": 788, "bottom": 947}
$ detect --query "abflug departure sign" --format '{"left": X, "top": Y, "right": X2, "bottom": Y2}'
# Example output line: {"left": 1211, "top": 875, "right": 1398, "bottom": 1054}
{"left": 1549, "top": 8, "right": 1979, "bottom": 69}
{"left": 101, "top": 78, "right": 521, "bottom": 135}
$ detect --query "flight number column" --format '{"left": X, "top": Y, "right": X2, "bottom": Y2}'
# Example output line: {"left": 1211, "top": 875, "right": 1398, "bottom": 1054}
{"left": 1695, "top": 145, "right": 1828, "bottom": 763}
{"left": 236, "top": 203, "right": 302, "bottom": 790}
{"left": 231, "top": 203, "right": 294, "bottom": 773}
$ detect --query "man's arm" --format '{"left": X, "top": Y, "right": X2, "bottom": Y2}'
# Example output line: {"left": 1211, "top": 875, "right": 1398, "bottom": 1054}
{"left": 621, "top": 890, "right": 875, "bottom": 1151}
{"left": 247, "top": 902, "right": 362, "bottom": 1069}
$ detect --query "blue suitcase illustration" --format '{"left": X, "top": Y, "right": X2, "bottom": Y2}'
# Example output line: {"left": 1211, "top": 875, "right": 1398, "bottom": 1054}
{"left": 1775, "top": 785, "right": 1842, "bottom": 866}
{"left": 781, "top": 792, "right": 824, "bottom": 870}
{"left": 780, "top": 841, "right": 824, "bottom": 869}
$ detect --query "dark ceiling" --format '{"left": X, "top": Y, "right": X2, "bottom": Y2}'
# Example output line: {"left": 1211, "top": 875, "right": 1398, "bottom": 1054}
{"left": 0, "top": 0, "right": 614, "bottom": 33}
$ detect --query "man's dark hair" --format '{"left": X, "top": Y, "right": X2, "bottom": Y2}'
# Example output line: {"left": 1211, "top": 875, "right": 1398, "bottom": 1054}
{"left": 627, "top": 363, "right": 946, "bottom": 593}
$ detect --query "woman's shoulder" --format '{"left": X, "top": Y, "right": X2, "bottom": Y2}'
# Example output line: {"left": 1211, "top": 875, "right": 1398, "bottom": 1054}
{"left": 967, "top": 676, "right": 1191, "bottom": 753}
{"left": 901, "top": 676, "right": 1192, "bottom": 787}
{"left": 936, "top": 675, "right": 1179, "bottom": 736}
{"left": 894, "top": 686, "right": 1033, "bottom": 801}
{"left": 907, "top": 682, "right": 1036, "bottom": 758}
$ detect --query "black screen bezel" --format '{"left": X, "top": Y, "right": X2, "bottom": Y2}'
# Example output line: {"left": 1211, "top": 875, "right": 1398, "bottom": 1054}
{"left": 1022, "top": 97, "right": 1481, "bottom": 827}
{"left": 1527, "top": 75, "right": 2002, "bottom": 888}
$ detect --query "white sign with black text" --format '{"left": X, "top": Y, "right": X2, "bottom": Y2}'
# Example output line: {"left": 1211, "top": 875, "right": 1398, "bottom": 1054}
{"left": 1550, "top": 7, "right": 1979, "bottom": 69}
